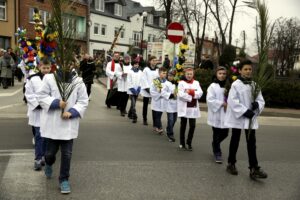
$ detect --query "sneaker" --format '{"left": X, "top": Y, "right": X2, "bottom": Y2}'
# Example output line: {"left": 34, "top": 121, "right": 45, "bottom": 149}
{"left": 168, "top": 135, "right": 176, "bottom": 142}
{"left": 120, "top": 112, "right": 126, "bottom": 117}
{"left": 132, "top": 119, "right": 137, "bottom": 123}
{"left": 44, "top": 164, "right": 53, "bottom": 179}
{"left": 60, "top": 180, "right": 71, "bottom": 194}
{"left": 215, "top": 154, "right": 223, "bottom": 164}
{"left": 226, "top": 164, "right": 238, "bottom": 175}
{"left": 249, "top": 167, "right": 268, "bottom": 179}
{"left": 143, "top": 120, "right": 148, "bottom": 126}
{"left": 179, "top": 144, "right": 187, "bottom": 150}
{"left": 186, "top": 144, "right": 193, "bottom": 151}
{"left": 34, "top": 160, "right": 42, "bottom": 171}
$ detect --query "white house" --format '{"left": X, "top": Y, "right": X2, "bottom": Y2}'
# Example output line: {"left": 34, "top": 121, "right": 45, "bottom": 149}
{"left": 89, "top": 0, "right": 166, "bottom": 58}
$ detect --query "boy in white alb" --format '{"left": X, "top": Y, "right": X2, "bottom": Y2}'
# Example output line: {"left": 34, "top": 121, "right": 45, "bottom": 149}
{"left": 140, "top": 56, "right": 159, "bottom": 125}
{"left": 177, "top": 67, "right": 203, "bottom": 151}
{"left": 161, "top": 69, "right": 178, "bottom": 142}
{"left": 115, "top": 54, "right": 132, "bottom": 116}
{"left": 206, "top": 66, "right": 229, "bottom": 163}
{"left": 150, "top": 67, "right": 168, "bottom": 134}
{"left": 37, "top": 68, "right": 89, "bottom": 194}
{"left": 25, "top": 58, "right": 51, "bottom": 170}
{"left": 127, "top": 59, "right": 143, "bottom": 123}
{"left": 224, "top": 60, "right": 267, "bottom": 180}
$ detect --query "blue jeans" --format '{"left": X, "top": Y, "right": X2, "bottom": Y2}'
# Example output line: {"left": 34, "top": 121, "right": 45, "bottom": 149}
{"left": 33, "top": 126, "right": 46, "bottom": 161}
{"left": 152, "top": 110, "right": 163, "bottom": 129}
{"left": 45, "top": 139, "right": 73, "bottom": 183}
{"left": 166, "top": 112, "right": 177, "bottom": 136}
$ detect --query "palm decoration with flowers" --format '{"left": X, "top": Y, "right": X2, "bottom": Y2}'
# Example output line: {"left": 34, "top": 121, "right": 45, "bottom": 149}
{"left": 47, "top": 0, "right": 83, "bottom": 114}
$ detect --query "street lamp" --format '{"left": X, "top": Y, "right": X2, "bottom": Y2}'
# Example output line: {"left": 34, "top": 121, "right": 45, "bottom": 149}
{"left": 140, "top": 11, "right": 148, "bottom": 56}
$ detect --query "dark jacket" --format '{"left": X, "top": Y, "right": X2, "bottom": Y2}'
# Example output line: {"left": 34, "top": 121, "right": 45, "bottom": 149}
{"left": 80, "top": 59, "right": 96, "bottom": 84}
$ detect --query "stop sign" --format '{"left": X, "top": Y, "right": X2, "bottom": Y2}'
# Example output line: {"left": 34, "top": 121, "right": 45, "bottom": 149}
{"left": 167, "top": 22, "right": 184, "bottom": 43}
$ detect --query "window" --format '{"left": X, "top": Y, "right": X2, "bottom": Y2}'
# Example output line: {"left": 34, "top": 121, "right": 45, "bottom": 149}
{"left": 114, "top": 4, "right": 122, "bottom": 17}
{"left": 95, "top": 0, "right": 104, "bottom": 12}
{"left": 0, "top": 36, "right": 10, "bottom": 50}
{"left": 207, "top": 48, "right": 212, "bottom": 55}
{"left": 94, "top": 23, "right": 100, "bottom": 35}
{"left": 148, "top": 34, "right": 156, "bottom": 42}
{"left": 101, "top": 24, "right": 107, "bottom": 36}
{"left": 147, "top": 14, "right": 153, "bottom": 25}
{"left": 159, "top": 17, "right": 165, "bottom": 27}
{"left": 29, "top": 8, "right": 51, "bottom": 24}
{"left": 133, "top": 32, "right": 140, "bottom": 41}
{"left": 0, "top": 1, "right": 6, "bottom": 20}
{"left": 114, "top": 27, "right": 125, "bottom": 38}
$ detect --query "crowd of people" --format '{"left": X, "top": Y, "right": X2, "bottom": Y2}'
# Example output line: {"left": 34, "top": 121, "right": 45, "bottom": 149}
{"left": 104, "top": 52, "right": 268, "bottom": 181}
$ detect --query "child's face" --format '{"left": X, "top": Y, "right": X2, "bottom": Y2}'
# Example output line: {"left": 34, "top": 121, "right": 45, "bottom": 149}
{"left": 216, "top": 70, "right": 227, "bottom": 81}
{"left": 159, "top": 71, "right": 167, "bottom": 79}
{"left": 168, "top": 75, "right": 174, "bottom": 81}
{"left": 150, "top": 59, "right": 157, "bottom": 67}
{"left": 239, "top": 64, "right": 252, "bottom": 78}
{"left": 185, "top": 70, "right": 194, "bottom": 81}
{"left": 39, "top": 64, "right": 51, "bottom": 74}
{"left": 133, "top": 63, "right": 139, "bottom": 68}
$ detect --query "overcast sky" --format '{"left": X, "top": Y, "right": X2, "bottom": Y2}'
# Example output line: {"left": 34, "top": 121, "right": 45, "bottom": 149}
{"left": 133, "top": 0, "right": 300, "bottom": 56}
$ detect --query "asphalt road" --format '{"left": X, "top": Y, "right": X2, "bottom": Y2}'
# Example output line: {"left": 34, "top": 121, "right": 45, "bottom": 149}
{"left": 0, "top": 82, "right": 300, "bottom": 200}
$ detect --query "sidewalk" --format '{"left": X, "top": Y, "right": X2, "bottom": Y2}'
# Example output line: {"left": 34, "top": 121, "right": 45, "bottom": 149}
{"left": 97, "top": 77, "right": 300, "bottom": 119}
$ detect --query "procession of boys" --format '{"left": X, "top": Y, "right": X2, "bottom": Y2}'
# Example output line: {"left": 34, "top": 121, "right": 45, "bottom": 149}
{"left": 0, "top": 0, "right": 271, "bottom": 196}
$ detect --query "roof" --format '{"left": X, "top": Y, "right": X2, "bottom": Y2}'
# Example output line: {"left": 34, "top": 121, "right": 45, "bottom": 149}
{"left": 105, "top": 0, "right": 127, "bottom": 6}
{"left": 125, "top": 0, "right": 165, "bottom": 17}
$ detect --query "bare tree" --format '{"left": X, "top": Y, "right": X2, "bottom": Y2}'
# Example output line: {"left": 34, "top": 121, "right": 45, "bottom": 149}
{"left": 271, "top": 17, "right": 300, "bottom": 76}
{"left": 156, "top": 0, "right": 175, "bottom": 29}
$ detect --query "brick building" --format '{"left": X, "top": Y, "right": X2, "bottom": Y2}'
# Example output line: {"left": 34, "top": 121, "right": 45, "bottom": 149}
{"left": 0, "top": 0, "right": 19, "bottom": 49}
{"left": 19, "top": 0, "right": 88, "bottom": 54}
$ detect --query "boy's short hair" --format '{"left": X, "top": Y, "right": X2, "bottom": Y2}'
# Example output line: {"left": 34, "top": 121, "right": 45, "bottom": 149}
{"left": 41, "top": 57, "right": 51, "bottom": 66}
{"left": 238, "top": 59, "right": 252, "bottom": 70}
{"left": 215, "top": 66, "right": 227, "bottom": 73}
{"left": 159, "top": 67, "right": 167, "bottom": 73}
{"left": 149, "top": 56, "right": 156, "bottom": 62}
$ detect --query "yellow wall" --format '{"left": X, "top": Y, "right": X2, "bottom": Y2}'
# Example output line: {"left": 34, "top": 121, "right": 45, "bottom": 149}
{"left": 0, "top": 0, "right": 18, "bottom": 48}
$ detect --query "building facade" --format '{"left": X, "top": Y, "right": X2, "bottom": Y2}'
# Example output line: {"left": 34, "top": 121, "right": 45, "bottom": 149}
{"left": 89, "top": 0, "right": 166, "bottom": 57}
{"left": 0, "top": 0, "right": 19, "bottom": 49}
{"left": 19, "top": 0, "right": 88, "bottom": 53}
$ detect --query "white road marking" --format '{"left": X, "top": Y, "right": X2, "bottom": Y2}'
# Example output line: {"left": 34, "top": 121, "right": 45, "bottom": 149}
{"left": 0, "top": 103, "right": 24, "bottom": 110}
{"left": 0, "top": 88, "right": 23, "bottom": 97}
{"left": 0, "top": 149, "right": 46, "bottom": 199}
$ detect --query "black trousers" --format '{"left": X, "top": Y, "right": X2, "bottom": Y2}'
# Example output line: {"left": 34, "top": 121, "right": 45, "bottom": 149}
{"left": 45, "top": 139, "right": 73, "bottom": 183}
{"left": 118, "top": 92, "right": 129, "bottom": 112}
{"left": 180, "top": 117, "right": 196, "bottom": 146}
{"left": 228, "top": 128, "right": 258, "bottom": 168}
{"left": 143, "top": 97, "right": 150, "bottom": 121}
{"left": 212, "top": 127, "right": 229, "bottom": 155}
{"left": 85, "top": 82, "right": 92, "bottom": 97}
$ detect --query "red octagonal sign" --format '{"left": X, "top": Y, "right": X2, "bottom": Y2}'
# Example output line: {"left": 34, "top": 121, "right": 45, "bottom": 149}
{"left": 167, "top": 22, "right": 184, "bottom": 44}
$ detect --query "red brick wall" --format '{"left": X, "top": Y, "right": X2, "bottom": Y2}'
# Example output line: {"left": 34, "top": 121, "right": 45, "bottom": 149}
{"left": 19, "top": 0, "right": 87, "bottom": 52}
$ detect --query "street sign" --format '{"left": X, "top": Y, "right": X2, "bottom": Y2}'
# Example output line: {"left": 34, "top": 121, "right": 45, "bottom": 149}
{"left": 167, "top": 22, "right": 184, "bottom": 44}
